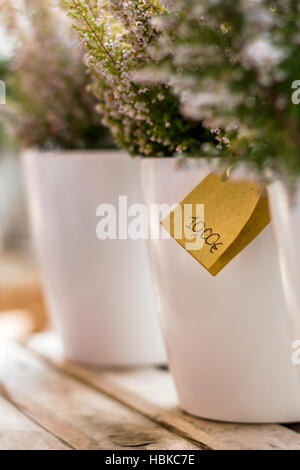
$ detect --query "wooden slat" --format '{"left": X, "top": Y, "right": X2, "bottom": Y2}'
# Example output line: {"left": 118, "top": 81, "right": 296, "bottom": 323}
{"left": 25, "top": 333, "right": 300, "bottom": 451}
{"left": 0, "top": 395, "right": 71, "bottom": 450}
{"left": 0, "top": 340, "right": 197, "bottom": 450}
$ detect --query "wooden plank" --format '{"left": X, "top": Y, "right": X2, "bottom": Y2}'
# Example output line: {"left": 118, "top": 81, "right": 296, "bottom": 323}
{"left": 0, "top": 395, "right": 71, "bottom": 450}
{"left": 0, "top": 251, "right": 40, "bottom": 287}
{"left": 0, "top": 310, "right": 35, "bottom": 340}
{"left": 25, "top": 333, "right": 300, "bottom": 451}
{"left": 0, "top": 340, "right": 198, "bottom": 450}
{"left": 287, "top": 423, "right": 300, "bottom": 434}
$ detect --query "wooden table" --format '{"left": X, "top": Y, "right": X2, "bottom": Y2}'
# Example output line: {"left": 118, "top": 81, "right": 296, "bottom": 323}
{"left": 0, "top": 251, "right": 48, "bottom": 332}
{"left": 1, "top": 333, "right": 300, "bottom": 451}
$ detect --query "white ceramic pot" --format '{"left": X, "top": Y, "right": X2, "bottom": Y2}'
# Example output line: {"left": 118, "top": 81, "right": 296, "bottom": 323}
{"left": 140, "top": 158, "right": 300, "bottom": 423}
{"left": 22, "top": 149, "right": 166, "bottom": 366}
{"left": 268, "top": 180, "right": 300, "bottom": 374}
{"left": 0, "top": 153, "right": 29, "bottom": 250}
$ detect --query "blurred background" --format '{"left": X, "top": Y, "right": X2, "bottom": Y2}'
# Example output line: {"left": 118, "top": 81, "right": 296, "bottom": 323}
{"left": 0, "top": 19, "right": 48, "bottom": 341}
{"left": 0, "top": 0, "right": 117, "bottom": 343}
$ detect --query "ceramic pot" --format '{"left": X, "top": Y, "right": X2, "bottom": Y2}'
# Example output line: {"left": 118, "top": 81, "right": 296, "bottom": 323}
{"left": 23, "top": 149, "right": 166, "bottom": 366}
{"left": 140, "top": 158, "right": 300, "bottom": 423}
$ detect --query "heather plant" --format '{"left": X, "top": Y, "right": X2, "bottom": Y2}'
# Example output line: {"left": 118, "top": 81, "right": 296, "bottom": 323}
{"left": 0, "top": 0, "right": 113, "bottom": 150}
{"left": 65, "top": 0, "right": 215, "bottom": 157}
{"left": 142, "top": 0, "right": 300, "bottom": 176}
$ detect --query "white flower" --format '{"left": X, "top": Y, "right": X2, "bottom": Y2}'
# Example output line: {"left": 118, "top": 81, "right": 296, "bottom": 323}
{"left": 243, "top": 38, "right": 285, "bottom": 70}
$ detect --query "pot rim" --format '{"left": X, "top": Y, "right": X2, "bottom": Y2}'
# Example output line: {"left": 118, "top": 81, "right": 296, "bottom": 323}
{"left": 21, "top": 147, "right": 130, "bottom": 161}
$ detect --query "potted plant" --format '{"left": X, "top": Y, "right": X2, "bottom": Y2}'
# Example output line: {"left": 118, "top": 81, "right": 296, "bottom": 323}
{"left": 1, "top": 0, "right": 166, "bottom": 366}
{"left": 67, "top": 0, "right": 293, "bottom": 421}
{"left": 139, "top": 0, "right": 300, "bottom": 422}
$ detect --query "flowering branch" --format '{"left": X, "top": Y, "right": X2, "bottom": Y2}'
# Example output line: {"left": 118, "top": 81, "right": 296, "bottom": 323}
{"left": 65, "top": 0, "right": 215, "bottom": 157}
{"left": 0, "top": 0, "right": 112, "bottom": 150}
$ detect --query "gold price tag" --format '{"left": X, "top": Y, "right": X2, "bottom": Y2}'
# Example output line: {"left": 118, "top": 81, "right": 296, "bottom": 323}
{"left": 161, "top": 172, "right": 270, "bottom": 276}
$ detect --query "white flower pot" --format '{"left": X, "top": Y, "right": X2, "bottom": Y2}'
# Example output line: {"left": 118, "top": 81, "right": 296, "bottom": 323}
{"left": 140, "top": 158, "right": 300, "bottom": 423}
{"left": 22, "top": 149, "right": 166, "bottom": 366}
{"left": 0, "top": 153, "right": 29, "bottom": 250}
{"left": 268, "top": 180, "right": 300, "bottom": 375}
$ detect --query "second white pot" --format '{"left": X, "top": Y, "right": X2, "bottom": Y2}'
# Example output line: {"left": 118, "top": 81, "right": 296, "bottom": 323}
{"left": 268, "top": 180, "right": 300, "bottom": 377}
{"left": 23, "top": 149, "right": 166, "bottom": 366}
{"left": 140, "top": 157, "right": 300, "bottom": 423}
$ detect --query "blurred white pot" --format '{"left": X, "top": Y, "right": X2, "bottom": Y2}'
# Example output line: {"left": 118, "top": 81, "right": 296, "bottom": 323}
{"left": 22, "top": 149, "right": 166, "bottom": 366}
{"left": 140, "top": 158, "right": 300, "bottom": 423}
{"left": 0, "top": 153, "right": 29, "bottom": 250}
{"left": 268, "top": 180, "right": 300, "bottom": 379}
{"left": 0, "top": 155, "right": 13, "bottom": 250}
